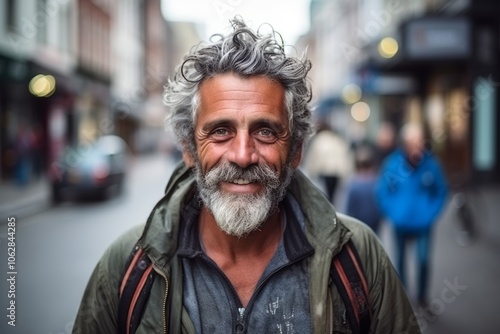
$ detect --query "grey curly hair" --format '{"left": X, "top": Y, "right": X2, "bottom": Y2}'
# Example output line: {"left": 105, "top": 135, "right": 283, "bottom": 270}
{"left": 163, "top": 17, "right": 314, "bottom": 159}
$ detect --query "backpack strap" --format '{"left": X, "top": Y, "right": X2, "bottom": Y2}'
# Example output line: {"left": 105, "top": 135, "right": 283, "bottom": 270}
{"left": 330, "top": 240, "right": 371, "bottom": 334}
{"left": 118, "top": 244, "right": 158, "bottom": 334}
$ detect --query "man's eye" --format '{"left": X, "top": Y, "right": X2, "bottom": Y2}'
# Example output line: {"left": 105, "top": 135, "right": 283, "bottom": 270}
{"left": 259, "top": 129, "right": 273, "bottom": 136}
{"left": 213, "top": 129, "right": 228, "bottom": 136}
{"left": 256, "top": 128, "right": 277, "bottom": 143}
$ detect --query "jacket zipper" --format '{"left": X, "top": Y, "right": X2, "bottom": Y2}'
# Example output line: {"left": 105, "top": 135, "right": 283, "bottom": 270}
{"left": 236, "top": 255, "right": 313, "bottom": 329}
{"left": 201, "top": 255, "right": 301, "bottom": 331}
{"left": 199, "top": 240, "right": 313, "bottom": 331}
{"left": 153, "top": 265, "right": 169, "bottom": 334}
{"left": 236, "top": 307, "right": 245, "bottom": 332}
{"left": 201, "top": 256, "right": 246, "bottom": 329}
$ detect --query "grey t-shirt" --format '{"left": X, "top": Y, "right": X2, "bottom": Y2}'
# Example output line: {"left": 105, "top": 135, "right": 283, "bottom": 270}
{"left": 178, "top": 194, "right": 314, "bottom": 334}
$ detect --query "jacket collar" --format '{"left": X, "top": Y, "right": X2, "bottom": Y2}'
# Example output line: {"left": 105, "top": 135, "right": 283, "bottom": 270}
{"left": 287, "top": 168, "right": 352, "bottom": 255}
{"left": 138, "top": 161, "right": 195, "bottom": 272}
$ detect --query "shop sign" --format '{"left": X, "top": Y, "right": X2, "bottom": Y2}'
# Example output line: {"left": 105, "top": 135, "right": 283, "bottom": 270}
{"left": 405, "top": 18, "right": 470, "bottom": 59}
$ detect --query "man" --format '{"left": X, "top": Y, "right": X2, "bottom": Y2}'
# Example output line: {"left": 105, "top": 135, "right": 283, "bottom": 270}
{"left": 73, "top": 19, "right": 420, "bottom": 334}
{"left": 376, "top": 123, "right": 448, "bottom": 306}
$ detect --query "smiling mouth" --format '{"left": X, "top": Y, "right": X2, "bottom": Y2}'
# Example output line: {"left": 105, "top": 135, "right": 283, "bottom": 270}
{"left": 231, "top": 179, "right": 252, "bottom": 185}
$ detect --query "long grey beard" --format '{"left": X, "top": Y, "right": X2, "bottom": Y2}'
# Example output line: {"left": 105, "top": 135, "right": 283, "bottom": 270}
{"left": 195, "top": 162, "right": 293, "bottom": 237}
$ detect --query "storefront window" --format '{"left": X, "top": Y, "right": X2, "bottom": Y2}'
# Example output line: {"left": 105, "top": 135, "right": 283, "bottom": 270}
{"left": 447, "top": 88, "right": 469, "bottom": 143}
{"left": 473, "top": 77, "right": 497, "bottom": 170}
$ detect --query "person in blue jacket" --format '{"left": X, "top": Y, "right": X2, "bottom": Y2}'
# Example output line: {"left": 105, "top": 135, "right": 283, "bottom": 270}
{"left": 376, "top": 123, "right": 448, "bottom": 305}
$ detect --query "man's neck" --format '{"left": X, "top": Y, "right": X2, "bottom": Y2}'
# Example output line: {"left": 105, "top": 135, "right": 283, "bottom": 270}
{"left": 198, "top": 206, "right": 284, "bottom": 263}
{"left": 198, "top": 206, "right": 284, "bottom": 307}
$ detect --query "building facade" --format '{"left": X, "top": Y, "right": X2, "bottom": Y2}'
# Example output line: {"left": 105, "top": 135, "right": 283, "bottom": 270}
{"left": 0, "top": 0, "right": 77, "bottom": 183}
{"left": 0, "top": 0, "right": 174, "bottom": 185}
{"left": 303, "top": 0, "right": 499, "bottom": 184}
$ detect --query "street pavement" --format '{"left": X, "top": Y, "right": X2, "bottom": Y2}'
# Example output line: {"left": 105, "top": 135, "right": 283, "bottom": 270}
{"left": 0, "top": 177, "right": 51, "bottom": 221}
{"left": 0, "top": 153, "right": 499, "bottom": 333}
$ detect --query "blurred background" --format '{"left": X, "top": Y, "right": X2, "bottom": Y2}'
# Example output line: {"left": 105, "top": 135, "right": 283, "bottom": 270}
{"left": 0, "top": 0, "right": 498, "bottom": 333}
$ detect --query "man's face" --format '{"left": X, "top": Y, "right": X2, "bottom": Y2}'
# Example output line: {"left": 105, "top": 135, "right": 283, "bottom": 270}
{"left": 185, "top": 73, "right": 301, "bottom": 237}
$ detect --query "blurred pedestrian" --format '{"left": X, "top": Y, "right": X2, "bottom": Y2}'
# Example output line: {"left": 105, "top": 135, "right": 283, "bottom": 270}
{"left": 14, "top": 122, "right": 34, "bottom": 186}
{"left": 31, "top": 125, "right": 44, "bottom": 180}
{"left": 376, "top": 123, "right": 448, "bottom": 305}
{"left": 375, "top": 121, "right": 396, "bottom": 168}
{"left": 303, "top": 122, "right": 352, "bottom": 203}
{"left": 344, "top": 144, "right": 382, "bottom": 234}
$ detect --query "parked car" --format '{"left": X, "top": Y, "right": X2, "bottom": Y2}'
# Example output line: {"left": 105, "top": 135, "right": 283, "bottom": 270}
{"left": 50, "top": 135, "right": 129, "bottom": 203}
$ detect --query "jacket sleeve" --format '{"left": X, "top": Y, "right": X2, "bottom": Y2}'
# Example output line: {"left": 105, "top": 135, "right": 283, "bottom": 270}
{"left": 72, "top": 258, "right": 119, "bottom": 334}
{"left": 72, "top": 225, "right": 144, "bottom": 334}
{"left": 347, "top": 220, "right": 421, "bottom": 333}
{"left": 368, "top": 242, "right": 421, "bottom": 333}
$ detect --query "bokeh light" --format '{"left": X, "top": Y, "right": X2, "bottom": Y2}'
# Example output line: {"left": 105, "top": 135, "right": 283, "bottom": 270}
{"left": 378, "top": 37, "right": 399, "bottom": 59}
{"left": 341, "top": 84, "right": 362, "bottom": 104}
{"left": 29, "top": 74, "right": 56, "bottom": 97}
{"left": 351, "top": 101, "right": 371, "bottom": 122}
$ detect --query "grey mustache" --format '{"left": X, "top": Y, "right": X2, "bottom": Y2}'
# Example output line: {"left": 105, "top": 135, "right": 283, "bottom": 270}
{"left": 205, "top": 163, "right": 279, "bottom": 186}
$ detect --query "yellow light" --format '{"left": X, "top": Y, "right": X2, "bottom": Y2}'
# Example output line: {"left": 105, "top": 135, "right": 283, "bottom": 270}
{"left": 29, "top": 75, "right": 46, "bottom": 96}
{"left": 351, "top": 102, "right": 370, "bottom": 122}
{"left": 378, "top": 37, "right": 399, "bottom": 59}
{"left": 44, "top": 75, "right": 56, "bottom": 97}
{"left": 341, "top": 84, "right": 362, "bottom": 104}
{"left": 29, "top": 74, "right": 56, "bottom": 97}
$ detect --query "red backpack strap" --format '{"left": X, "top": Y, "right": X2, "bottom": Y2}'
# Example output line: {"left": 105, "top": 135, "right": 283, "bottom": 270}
{"left": 118, "top": 244, "right": 157, "bottom": 334}
{"left": 331, "top": 240, "right": 371, "bottom": 334}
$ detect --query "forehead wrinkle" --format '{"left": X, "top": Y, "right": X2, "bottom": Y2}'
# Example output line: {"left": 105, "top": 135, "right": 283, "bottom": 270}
{"left": 199, "top": 101, "right": 285, "bottom": 119}
{"left": 203, "top": 90, "right": 281, "bottom": 106}
{"left": 199, "top": 74, "right": 285, "bottom": 108}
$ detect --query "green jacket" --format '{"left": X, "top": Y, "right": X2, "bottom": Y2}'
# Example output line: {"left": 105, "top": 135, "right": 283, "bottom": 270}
{"left": 73, "top": 163, "right": 420, "bottom": 334}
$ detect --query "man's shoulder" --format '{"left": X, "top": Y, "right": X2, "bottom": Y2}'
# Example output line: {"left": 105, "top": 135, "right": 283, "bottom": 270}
{"left": 98, "top": 224, "right": 146, "bottom": 275}
{"left": 337, "top": 213, "right": 378, "bottom": 243}
{"left": 336, "top": 213, "right": 387, "bottom": 267}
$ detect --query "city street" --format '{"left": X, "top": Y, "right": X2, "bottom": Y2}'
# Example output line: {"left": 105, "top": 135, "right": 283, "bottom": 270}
{"left": 1, "top": 1, "right": 499, "bottom": 334}
{"left": 0, "top": 154, "right": 178, "bottom": 334}
{"left": 0, "top": 153, "right": 499, "bottom": 333}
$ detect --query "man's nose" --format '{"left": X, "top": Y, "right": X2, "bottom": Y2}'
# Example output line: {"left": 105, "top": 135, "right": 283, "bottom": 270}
{"left": 228, "top": 132, "right": 259, "bottom": 168}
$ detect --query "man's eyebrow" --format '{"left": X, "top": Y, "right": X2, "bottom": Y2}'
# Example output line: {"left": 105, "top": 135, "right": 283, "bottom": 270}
{"left": 251, "top": 119, "right": 286, "bottom": 133}
{"left": 202, "top": 119, "right": 235, "bottom": 132}
{"left": 201, "top": 118, "right": 286, "bottom": 133}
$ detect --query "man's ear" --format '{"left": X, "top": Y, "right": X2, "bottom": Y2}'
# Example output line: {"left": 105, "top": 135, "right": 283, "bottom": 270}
{"left": 291, "top": 143, "right": 303, "bottom": 169}
{"left": 182, "top": 149, "right": 195, "bottom": 168}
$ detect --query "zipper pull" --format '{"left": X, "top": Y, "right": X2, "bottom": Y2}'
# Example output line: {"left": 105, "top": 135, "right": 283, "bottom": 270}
{"left": 235, "top": 308, "right": 245, "bottom": 333}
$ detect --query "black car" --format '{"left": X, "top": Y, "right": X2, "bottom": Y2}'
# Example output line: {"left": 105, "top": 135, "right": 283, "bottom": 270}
{"left": 50, "top": 135, "right": 129, "bottom": 203}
